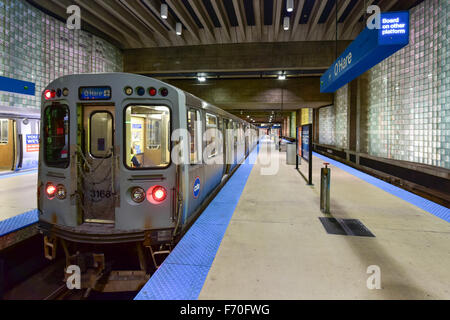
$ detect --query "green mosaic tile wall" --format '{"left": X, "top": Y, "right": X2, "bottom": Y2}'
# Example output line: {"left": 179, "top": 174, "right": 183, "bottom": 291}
{"left": 318, "top": 105, "right": 335, "bottom": 146}
{"left": 318, "top": 84, "right": 348, "bottom": 148}
{"left": 0, "top": 0, "right": 123, "bottom": 110}
{"left": 365, "top": 0, "right": 449, "bottom": 169}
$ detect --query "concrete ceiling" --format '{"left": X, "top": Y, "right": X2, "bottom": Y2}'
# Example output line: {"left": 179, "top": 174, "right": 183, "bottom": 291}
{"left": 27, "top": 0, "right": 421, "bottom": 124}
{"left": 28, "top": 0, "right": 420, "bottom": 49}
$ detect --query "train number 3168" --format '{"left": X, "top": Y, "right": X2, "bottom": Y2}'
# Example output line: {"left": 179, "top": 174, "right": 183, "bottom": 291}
{"left": 90, "top": 190, "right": 112, "bottom": 199}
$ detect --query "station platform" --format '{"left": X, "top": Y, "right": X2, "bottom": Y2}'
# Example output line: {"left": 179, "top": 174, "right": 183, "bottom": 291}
{"left": 0, "top": 171, "right": 37, "bottom": 223}
{"left": 136, "top": 137, "right": 450, "bottom": 300}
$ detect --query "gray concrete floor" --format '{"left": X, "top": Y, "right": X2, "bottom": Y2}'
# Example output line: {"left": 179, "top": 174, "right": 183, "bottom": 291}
{"left": 199, "top": 139, "right": 450, "bottom": 300}
{"left": 0, "top": 172, "right": 37, "bottom": 221}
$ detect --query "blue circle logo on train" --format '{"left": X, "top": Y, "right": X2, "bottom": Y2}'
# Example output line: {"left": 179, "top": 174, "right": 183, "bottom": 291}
{"left": 193, "top": 177, "right": 201, "bottom": 199}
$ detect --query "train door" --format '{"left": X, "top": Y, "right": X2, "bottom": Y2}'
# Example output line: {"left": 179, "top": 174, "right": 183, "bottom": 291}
{"left": 223, "top": 118, "right": 233, "bottom": 174}
{"left": 245, "top": 124, "right": 249, "bottom": 156}
{"left": 0, "top": 119, "right": 15, "bottom": 172}
{"left": 186, "top": 108, "right": 204, "bottom": 219}
{"left": 81, "top": 105, "right": 116, "bottom": 224}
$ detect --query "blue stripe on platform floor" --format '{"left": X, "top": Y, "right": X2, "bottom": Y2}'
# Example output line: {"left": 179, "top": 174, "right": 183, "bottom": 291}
{"left": 0, "top": 169, "right": 37, "bottom": 179}
{"left": 313, "top": 152, "right": 450, "bottom": 223}
{"left": 0, "top": 209, "right": 39, "bottom": 237}
{"left": 135, "top": 146, "right": 259, "bottom": 300}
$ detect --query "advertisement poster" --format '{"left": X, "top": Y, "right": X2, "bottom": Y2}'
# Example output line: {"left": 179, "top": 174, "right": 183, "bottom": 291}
{"left": 297, "top": 126, "right": 302, "bottom": 157}
{"left": 26, "top": 134, "right": 40, "bottom": 152}
{"left": 301, "top": 124, "right": 311, "bottom": 162}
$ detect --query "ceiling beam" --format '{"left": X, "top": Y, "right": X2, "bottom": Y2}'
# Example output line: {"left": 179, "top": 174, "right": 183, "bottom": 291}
{"left": 124, "top": 41, "right": 351, "bottom": 74}
{"left": 290, "top": 0, "right": 305, "bottom": 40}
{"left": 253, "top": 0, "right": 263, "bottom": 41}
{"left": 188, "top": 0, "right": 216, "bottom": 42}
{"left": 166, "top": 77, "right": 333, "bottom": 111}
{"left": 273, "top": 0, "right": 283, "bottom": 41}
{"left": 323, "top": 0, "right": 352, "bottom": 40}
{"left": 44, "top": 0, "right": 136, "bottom": 48}
{"left": 232, "top": 0, "right": 247, "bottom": 41}
{"left": 77, "top": 0, "right": 156, "bottom": 47}
{"left": 305, "top": 0, "right": 328, "bottom": 40}
{"left": 210, "top": 0, "right": 232, "bottom": 41}
{"left": 340, "top": 0, "right": 366, "bottom": 39}
{"left": 378, "top": 0, "right": 399, "bottom": 12}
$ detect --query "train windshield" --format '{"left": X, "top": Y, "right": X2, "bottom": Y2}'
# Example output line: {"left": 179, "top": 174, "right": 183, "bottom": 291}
{"left": 125, "top": 105, "right": 170, "bottom": 169}
{"left": 43, "top": 104, "right": 70, "bottom": 168}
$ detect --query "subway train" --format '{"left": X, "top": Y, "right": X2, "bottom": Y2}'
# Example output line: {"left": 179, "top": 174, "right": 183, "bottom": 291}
{"left": 38, "top": 73, "right": 260, "bottom": 292}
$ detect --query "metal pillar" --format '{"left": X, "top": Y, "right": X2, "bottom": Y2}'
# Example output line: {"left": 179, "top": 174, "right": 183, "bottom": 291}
{"left": 320, "top": 163, "right": 331, "bottom": 214}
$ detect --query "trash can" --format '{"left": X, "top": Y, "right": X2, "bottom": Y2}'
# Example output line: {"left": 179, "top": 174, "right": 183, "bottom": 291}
{"left": 286, "top": 143, "right": 296, "bottom": 165}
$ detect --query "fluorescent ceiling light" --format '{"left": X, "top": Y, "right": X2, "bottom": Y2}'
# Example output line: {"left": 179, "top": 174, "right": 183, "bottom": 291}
{"left": 283, "top": 17, "right": 290, "bottom": 31}
{"left": 161, "top": 4, "right": 168, "bottom": 19}
{"left": 287, "top": 0, "right": 294, "bottom": 12}
{"left": 176, "top": 22, "right": 182, "bottom": 36}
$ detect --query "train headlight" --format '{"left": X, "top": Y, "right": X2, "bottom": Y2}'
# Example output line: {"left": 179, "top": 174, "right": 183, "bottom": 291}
{"left": 131, "top": 187, "right": 146, "bottom": 203}
{"left": 46, "top": 182, "right": 57, "bottom": 199}
{"left": 124, "top": 86, "right": 133, "bottom": 95}
{"left": 152, "top": 186, "right": 167, "bottom": 203}
{"left": 136, "top": 87, "right": 145, "bottom": 96}
{"left": 56, "top": 185, "right": 67, "bottom": 200}
{"left": 160, "top": 88, "right": 168, "bottom": 97}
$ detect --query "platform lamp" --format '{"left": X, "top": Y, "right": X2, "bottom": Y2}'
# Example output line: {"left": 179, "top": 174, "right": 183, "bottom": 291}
{"left": 283, "top": 17, "right": 290, "bottom": 31}
{"left": 287, "top": 0, "right": 294, "bottom": 12}
{"left": 161, "top": 3, "right": 168, "bottom": 19}
{"left": 176, "top": 22, "right": 182, "bottom": 36}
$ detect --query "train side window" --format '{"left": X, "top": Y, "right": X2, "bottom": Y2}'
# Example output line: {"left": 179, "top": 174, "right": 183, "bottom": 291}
{"left": 188, "top": 109, "right": 202, "bottom": 164}
{"left": 43, "top": 104, "right": 70, "bottom": 168}
{"left": 90, "top": 112, "right": 113, "bottom": 158}
{"left": 205, "top": 113, "right": 218, "bottom": 158}
{"left": 124, "top": 105, "right": 171, "bottom": 169}
{"left": 0, "top": 119, "right": 8, "bottom": 144}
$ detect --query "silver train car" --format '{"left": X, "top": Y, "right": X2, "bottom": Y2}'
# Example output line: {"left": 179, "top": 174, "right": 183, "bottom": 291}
{"left": 38, "top": 73, "right": 259, "bottom": 292}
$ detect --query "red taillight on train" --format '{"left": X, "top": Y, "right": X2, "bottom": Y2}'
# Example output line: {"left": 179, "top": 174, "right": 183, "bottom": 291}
{"left": 44, "top": 90, "right": 52, "bottom": 100}
{"left": 44, "top": 90, "right": 56, "bottom": 100}
{"left": 149, "top": 87, "right": 157, "bottom": 96}
{"left": 46, "top": 183, "right": 57, "bottom": 198}
{"left": 152, "top": 186, "right": 167, "bottom": 202}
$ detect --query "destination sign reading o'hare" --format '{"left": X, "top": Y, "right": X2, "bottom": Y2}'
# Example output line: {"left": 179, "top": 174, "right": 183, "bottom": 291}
{"left": 79, "top": 86, "right": 112, "bottom": 100}
{"left": 321, "top": 11, "right": 410, "bottom": 93}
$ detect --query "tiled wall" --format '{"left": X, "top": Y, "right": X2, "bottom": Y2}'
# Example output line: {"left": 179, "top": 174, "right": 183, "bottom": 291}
{"left": 319, "top": 0, "right": 450, "bottom": 169}
{"left": 300, "top": 108, "right": 313, "bottom": 125}
{"left": 0, "top": 0, "right": 123, "bottom": 111}
{"left": 318, "top": 84, "right": 348, "bottom": 148}
{"left": 318, "top": 105, "right": 335, "bottom": 146}
{"left": 364, "top": 0, "right": 449, "bottom": 169}
{"left": 334, "top": 85, "right": 348, "bottom": 149}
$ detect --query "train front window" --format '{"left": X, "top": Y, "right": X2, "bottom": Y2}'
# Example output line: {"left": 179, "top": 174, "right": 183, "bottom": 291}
{"left": 0, "top": 119, "right": 8, "bottom": 144}
{"left": 44, "top": 104, "right": 70, "bottom": 168}
{"left": 206, "top": 113, "right": 218, "bottom": 158}
{"left": 188, "top": 109, "right": 202, "bottom": 164}
{"left": 125, "top": 105, "right": 170, "bottom": 169}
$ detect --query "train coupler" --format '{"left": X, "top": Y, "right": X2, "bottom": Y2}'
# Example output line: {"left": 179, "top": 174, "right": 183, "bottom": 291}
{"left": 44, "top": 236, "right": 57, "bottom": 260}
{"left": 147, "top": 244, "right": 171, "bottom": 269}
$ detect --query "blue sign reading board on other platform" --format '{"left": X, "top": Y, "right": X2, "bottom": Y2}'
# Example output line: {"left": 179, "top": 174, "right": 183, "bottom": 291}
{"left": 320, "top": 11, "right": 410, "bottom": 93}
